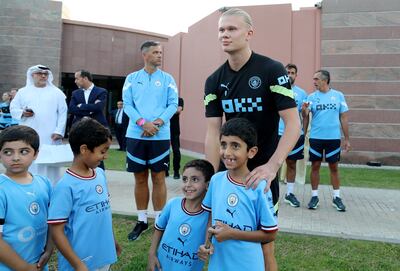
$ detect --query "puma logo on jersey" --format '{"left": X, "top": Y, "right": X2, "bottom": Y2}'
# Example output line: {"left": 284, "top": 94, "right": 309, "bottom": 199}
{"left": 221, "top": 83, "right": 230, "bottom": 96}
{"left": 226, "top": 208, "right": 236, "bottom": 218}
{"left": 178, "top": 237, "right": 187, "bottom": 246}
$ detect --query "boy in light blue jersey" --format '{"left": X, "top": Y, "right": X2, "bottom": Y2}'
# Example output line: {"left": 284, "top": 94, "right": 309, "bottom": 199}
{"left": 199, "top": 118, "right": 278, "bottom": 270}
{"left": 148, "top": 159, "right": 214, "bottom": 271}
{"left": 123, "top": 40, "right": 178, "bottom": 241}
{"left": 303, "top": 70, "right": 350, "bottom": 212}
{"left": 0, "top": 125, "right": 53, "bottom": 271}
{"left": 278, "top": 64, "right": 308, "bottom": 208}
{"left": 48, "top": 118, "right": 120, "bottom": 271}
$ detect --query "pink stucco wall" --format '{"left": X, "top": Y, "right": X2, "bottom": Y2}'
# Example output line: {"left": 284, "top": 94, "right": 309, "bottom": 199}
{"left": 163, "top": 4, "right": 321, "bottom": 153}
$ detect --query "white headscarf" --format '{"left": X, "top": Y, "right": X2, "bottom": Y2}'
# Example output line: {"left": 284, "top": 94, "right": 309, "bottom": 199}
{"left": 25, "top": 64, "right": 56, "bottom": 88}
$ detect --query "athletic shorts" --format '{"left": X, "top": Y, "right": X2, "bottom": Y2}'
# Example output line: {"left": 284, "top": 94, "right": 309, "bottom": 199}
{"left": 126, "top": 138, "right": 170, "bottom": 172}
{"left": 278, "top": 134, "right": 305, "bottom": 161}
{"left": 219, "top": 159, "right": 280, "bottom": 216}
{"left": 309, "top": 138, "right": 341, "bottom": 163}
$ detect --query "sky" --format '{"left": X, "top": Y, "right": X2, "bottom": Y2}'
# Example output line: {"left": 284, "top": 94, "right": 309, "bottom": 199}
{"left": 58, "top": 0, "right": 318, "bottom": 36}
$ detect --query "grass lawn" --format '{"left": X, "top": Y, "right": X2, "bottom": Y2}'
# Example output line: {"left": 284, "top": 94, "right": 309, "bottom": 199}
{"left": 105, "top": 149, "right": 400, "bottom": 190}
{"left": 305, "top": 166, "right": 400, "bottom": 190}
{"left": 48, "top": 215, "right": 400, "bottom": 271}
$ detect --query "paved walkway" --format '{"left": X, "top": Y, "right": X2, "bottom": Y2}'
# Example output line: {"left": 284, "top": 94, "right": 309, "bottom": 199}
{"left": 105, "top": 170, "right": 400, "bottom": 244}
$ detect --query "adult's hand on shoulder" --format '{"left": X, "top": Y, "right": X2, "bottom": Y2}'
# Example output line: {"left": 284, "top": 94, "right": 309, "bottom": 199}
{"left": 245, "top": 162, "right": 278, "bottom": 193}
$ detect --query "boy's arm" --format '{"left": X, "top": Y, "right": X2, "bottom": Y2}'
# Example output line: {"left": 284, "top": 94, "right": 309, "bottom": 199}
{"left": 0, "top": 235, "right": 38, "bottom": 271}
{"left": 198, "top": 214, "right": 214, "bottom": 262}
{"left": 37, "top": 231, "right": 55, "bottom": 270}
{"left": 147, "top": 229, "right": 163, "bottom": 271}
{"left": 50, "top": 223, "right": 88, "bottom": 271}
{"left": 210, "top": 221, "right": 277, "bottom": 244}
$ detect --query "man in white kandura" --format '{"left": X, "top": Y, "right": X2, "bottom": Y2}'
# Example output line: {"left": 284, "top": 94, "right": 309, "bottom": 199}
{"left": 10, "top": 64, "right": 68, "bottom": 184}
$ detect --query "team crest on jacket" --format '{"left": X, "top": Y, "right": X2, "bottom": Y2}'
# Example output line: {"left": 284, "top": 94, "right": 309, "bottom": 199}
{"left": 248, "top": 76, "right": 261, "bottom": 89}
{"left": 179, "top": 223, "right": 191, "bottom": 236}
{"left": 29, "top": 202, "right": 40, "bottom": 215}
{"left": 155, "top": 80, "right": 161, "bottom": 87}
{"left": 95, "top": 185, "right": 103, "bottom": 194}
{"left": 227, "top": 193, "right": 239, "bottom": 207}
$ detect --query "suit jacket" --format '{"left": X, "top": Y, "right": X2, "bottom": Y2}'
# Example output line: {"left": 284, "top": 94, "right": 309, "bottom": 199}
{"left": 111, "top": 108, "right": 129, "bottom": 130}
{"left": 69, "top": 85, "right": 108, "bottom": 127}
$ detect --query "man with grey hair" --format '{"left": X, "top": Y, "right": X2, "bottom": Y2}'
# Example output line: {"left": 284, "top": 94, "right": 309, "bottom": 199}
{"left": 123, "top": 40, "right": 178, "bottom": 241}
{"left": 10, "top": 65, "right": 68, "bottom": 184}
{"left": 202, "top": 8, "right": 300, "bottom": 271}
{"left": 303, "top": 69, "right": 350, "bottom": 212}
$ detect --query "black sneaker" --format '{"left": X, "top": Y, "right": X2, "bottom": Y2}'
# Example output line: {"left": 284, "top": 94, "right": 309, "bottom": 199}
{"left": 284, "top": 193, "right": 300, "bottom": 207}
{"left": 127, "top": 221, "right": 148, "bottom": 241}
{"left": 308, "top": 196, "right": 319, "bottom": 209}
{"left": 173, "top": 172, "right": 180, "bottom": 179}
{"left": 332, "top": 197, "right": 346, "bottom": 212}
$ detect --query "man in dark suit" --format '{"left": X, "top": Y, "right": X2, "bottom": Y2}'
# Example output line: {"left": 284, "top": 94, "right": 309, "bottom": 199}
{"left": 111, "top": 100, "right": 129, "bottom": 151}
{"left": 69, "top": 70, "right": 108, "bottom": 127}
{"left": 69, "top": 69, "right": 108, "bottom": 169}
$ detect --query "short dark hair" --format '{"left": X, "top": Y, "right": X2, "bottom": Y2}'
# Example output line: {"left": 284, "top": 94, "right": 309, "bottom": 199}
{"left": 183, "top": 159, "right": 215, "bottom": 183}
{"left": 69, "top": 118, "right": 112, "bottom": 155}
{"left": 0, "top": 125, "right": 40, "bottom": 153}
{"left": 140, "top": 40, "right": 160, "bottom": 53}
{"left": 285, "top": 63, "right": 298, "bottom": 73}
{"left": 77, "top": 70, "right": 93, "bottom": 82}
{"left": 316, "top": 69, "right": 330, "bottom": 84}
{"left": 220, "top": 118, "right": 257, "bottom": 149}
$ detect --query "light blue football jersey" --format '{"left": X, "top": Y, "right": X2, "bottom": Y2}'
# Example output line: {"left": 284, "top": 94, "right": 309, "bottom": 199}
{"left": 202, "top": 171, "right": 278, "bottom": 271}
{"left": 155, "top": 197, "right": 209, "bottom": 271}
{"left": 307, "top": 89, "right": 349, "bottom": 139}
{"left": 0, "top": 174, "right": 51, "bottom": 271}
{"left": 278, "top": 85, "right": 308, "bottom": 135}
{"left": 47, "top": 168, "right": 117, "bottom": 271}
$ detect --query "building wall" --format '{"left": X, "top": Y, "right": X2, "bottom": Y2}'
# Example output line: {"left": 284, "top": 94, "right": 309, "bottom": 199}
{"left": 0, "top": 0, "right": 62, "bottom": 90}
{"left": 61, "top": 20, "right": 169, "bottom": 77}
{"left": 163, "top": 4, "right": 321, "bottom": 154}
{"left": 321, "top": 0, "right": 400, "bottom": 165}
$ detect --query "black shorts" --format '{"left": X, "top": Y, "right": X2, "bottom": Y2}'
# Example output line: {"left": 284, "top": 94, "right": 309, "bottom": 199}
{"left": 278, "top": 134, "right": 305, "bottom": 161}
{"left": 126, "top": 138, "right": 170, "bottom": 172}
{"left": 309, "top": 138, "right": 341, "bottom": 163}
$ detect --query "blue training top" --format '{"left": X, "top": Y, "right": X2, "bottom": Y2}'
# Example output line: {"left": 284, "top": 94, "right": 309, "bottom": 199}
{"left": 278, "top": 85, "right": 308, "bottom": 136}
{"left": 122, "top": 68, "right": 178, "bottom": 140}
{"left": 306, "top": 88, "right": 349, "bottom": 140}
